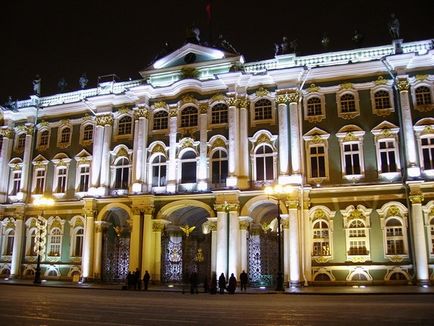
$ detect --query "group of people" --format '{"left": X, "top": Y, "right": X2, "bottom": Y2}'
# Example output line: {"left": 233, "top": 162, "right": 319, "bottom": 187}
{"left": 126, "top": 268, "right": 150, "bottom": 291}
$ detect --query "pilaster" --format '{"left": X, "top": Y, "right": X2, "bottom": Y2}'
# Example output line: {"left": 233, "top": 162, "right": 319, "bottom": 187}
{"left": 0, "top": 128, "right": 14, "bottom": 202}
{"left": 167, "top": 107, "right": 178, "bottom": 193}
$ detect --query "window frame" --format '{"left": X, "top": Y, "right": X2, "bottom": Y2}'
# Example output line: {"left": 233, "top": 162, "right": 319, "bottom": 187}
{"left": 210, "top": 103, "right": 229, "bottom": 126}
{"left": 80, "top": 123, "right": 94, "bottom": 146}
{"left": 336, "top": 127, "right": 365, "bottom": 180}
{"left": 303, "top": 93, "right": 326, "bottom": 123}
{"left": 412, "top": 82, "right": 434, "bottom": 112}
{"left": 210, "top": 148, "right": 228, "bottom": 188}
{"left": 371, "top": 122, "right": 401, "bottom": 179}
{"left": 152, "top": 110, "right": 169, "bottom": 132}
{"left": 370, "top": 86, "right": 394, "bottom": 116}
{"left": 336, "top": 89, "right": 360, "bottom": 120}
{"left": 342, "top": 205, "right": 371, "bottom": 262}
{"left": 37, "top": 128, "right": 50, "bottom": 151}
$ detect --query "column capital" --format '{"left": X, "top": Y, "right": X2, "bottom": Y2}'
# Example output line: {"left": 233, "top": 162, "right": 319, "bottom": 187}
{"left": 281, "top": 218, "right": 289, "bottom": 229}
{"left": 94, "top": 221, "right": 111, "bottom": 233}
{"left": 214, "top": 203, "right": 239, "bottom": 212}
{"left": 239, "top": 220, "right": 250, "bottom": 230}
{"left": 397, "top": 78, "right": 410, "bottom": 92}
{"left": 236, "top": 97, "right": 249, "bottom": 109}
{"left": 152, "top": 219, "right": 169, "bottom": 232}
{"left": 225, "top": 96, "right": 237, "bottom": 107}
{"left": 276, "top": 90, "right": 299, "bottom": 104}
{"left": 132, "top": 205, "right": 154, "bottom": 215}
{"left": 134, "top": 107, "right": 149, "bottom": 120}
{"left": 169, "top": 107, "right": 178, "bottom": 118}
{"left": 409, "top": 194, "right": 424, "bottom": 204}
{"left": 287, "top": 200, "right": 299, "bottom": 209}
{"left": 0, "top": 128, "right": 14, "bottom": 139}
{"left": 96, "top": 114, "right": 113, "bottom": 126}
{"left": 199, "top": 103, "right": 209, "bottom": 114}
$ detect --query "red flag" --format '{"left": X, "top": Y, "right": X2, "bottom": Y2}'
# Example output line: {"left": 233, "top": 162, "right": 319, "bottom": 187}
{"left": 205, "top": 1, "right": 212, "bottom": 22}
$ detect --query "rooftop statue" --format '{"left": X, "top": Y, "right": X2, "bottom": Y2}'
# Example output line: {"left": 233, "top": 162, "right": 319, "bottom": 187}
{"left": 58, "top": 77, "right": 68, "bottom": 92}
{"left": 33, "top": 75, "right": 41, "bottom": 96}
{"left": 352, "top": 29, "right": 364, "bottom": 46}
{"left": 79, "top": 73, "right": 88, "bottom": 89}
{"left": 214, "top": 34, "right": 238, "bottom": 54}
{"left": 321, "top": 33, "right": 330, "bottom": 49}
{"left": 274, "top": 36, "right": 291, "bottom": 55}
{"left": 185, "top": 25, "right": 201, "bottom": 45}
{"left": 388, "top": 13, "right": 400, "bottom": 39}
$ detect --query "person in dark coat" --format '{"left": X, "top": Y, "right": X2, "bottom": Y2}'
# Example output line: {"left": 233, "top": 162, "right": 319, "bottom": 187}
{"left": 134, "top": 268, "right": 141, "bottom": 290}
{"left": 240, "top": 270, "right": 248, "bottom": 291}
{"left": 209, "top": 272, "right": 217, "bottom": 294}
{"left": 228, "top": 273, "right": 237, "bottom": 294}
{"left": 143, "top": 270, "right": 150, "bottom": 291}
{"left": 190, "top": 271, "right": 199, "bottom": 294}
{"left": 218, "top": 273, "right": 226, "bottom": 294}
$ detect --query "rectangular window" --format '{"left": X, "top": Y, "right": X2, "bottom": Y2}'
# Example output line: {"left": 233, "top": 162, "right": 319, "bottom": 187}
{"left": 379, "top": 140, "right": 397, "bottom": 173}
{"left": 421, "top": 137, "right": 434, "bottom": 170}
{"left": 34, "top": 169, "right": 45, "bottom": 194}
{"left": 310, "top": 145, "right": 326, "bottom": 178}
{"left": 344, "top": 143, "right": 361, "bottom": 175}
{"left": 11, "top": 171, "right": 21, "bottom": 195}
{"left": 56, "top": 168, "right": 67, "bottom": 193}
{"left": 79, "top": 166, "right": 90, "bottom": 192}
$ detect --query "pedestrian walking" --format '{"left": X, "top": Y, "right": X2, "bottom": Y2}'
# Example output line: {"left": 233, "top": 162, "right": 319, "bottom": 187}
{"left": 218, "top": 273, "right": 226, "bottom": 294}
{"left": 210, "top": 272, "right": 217, "bottom": 294}
{"left": 143, "top": 270, "right": 150, "bottom": 291}
{"left": 228, "top": 273, "right": 237, "bottom": 294}
{"left": 240, "top": 270, "right": 248, "bottom": 291}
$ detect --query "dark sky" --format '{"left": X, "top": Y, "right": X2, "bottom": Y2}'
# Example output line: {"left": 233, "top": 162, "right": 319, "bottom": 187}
{"left": 0, "top": 0, "right": 432, "bottom": 104}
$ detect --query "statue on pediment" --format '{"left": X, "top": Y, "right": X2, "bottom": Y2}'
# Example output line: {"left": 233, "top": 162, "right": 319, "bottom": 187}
{"left": 79, "top": 73, "right": 88, "bottom": 89}
{"left": 33, "top": 75, "right": 41, "bottom": 96}
{"left": 388, "top": 13, "right": 400, "bottom": 40}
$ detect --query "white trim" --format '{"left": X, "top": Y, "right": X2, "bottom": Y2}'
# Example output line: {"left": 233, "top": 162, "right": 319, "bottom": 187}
{"left": 303, "top": 93, "right": 326, "bottom": 123}
{"left": 336, "top": 88, "right": 360, "bottom": 120}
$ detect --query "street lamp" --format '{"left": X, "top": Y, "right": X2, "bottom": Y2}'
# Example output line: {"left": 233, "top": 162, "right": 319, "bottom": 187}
{"left": 33, "top": 196, "right": 54, "bottom": 284}
{"left": 264, "top": 184, "right": 293, "bottom": 291}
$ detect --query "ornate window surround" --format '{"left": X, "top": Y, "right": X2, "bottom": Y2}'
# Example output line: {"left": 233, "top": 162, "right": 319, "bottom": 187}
{"left": 57, "top": 123, "right": 72, "bottom": 149}
{"left": 36, "top": 127, "right": 51, "bottom": 151}
{"left": 74, "top": 150, "right": 92, "bottom": 197}
{"left": 46, "top": 216, "right": 65, "bottom": 262}
{"left": 151, "top": 109, "right": 169, "bottom": 134}
{"left": 371, "top": 121, "right": 401, "bottom": 180}
{"left": 109, "top": 145, "right": 132, "bottom": 195}
{"left": 8, "top": 157, "right": 23, "bottom": 201}
{"left": 422, "top": 200, "right": 434, "bottom": 258}
{"left": 336, "top": 125, "right": 365, "bottom": 180}
{"left": 24, "top": 218, "right": 38, "bottom": 261}
{"left": 309, "top": 206, "right": 335, "bottom": 263}
{"left": 249, "top": 95, "right": 275, "bottom": 127}
{"left": 411, "top": 75, "right": 433, "bottom": 112}
{"left": 31, "top": 155, "right": 49, "bottom": 197}
{"left": 303, "top": 93, "right": 326, "bottom": 123}
{"left": 370, "top": 84, "right": 394, "bottom": 116}
{"left": 336, "top": 86, "right": 360, "bottom": 120}
{"left": 303, "top": 127, "right": 330, "bottom": 184}
{"left": 51, "top": 153, "right": 71, "bottom": 198}
{"left": 209, "top": 135, "right": 229, "bottom": 188}
{"left": 414, "top": 118, "right": 434, "bottom": 176}
{"left": 249, "top": 130, "right": 278, "bottom": 185}
{"left": 69, "top": 215, "right": 85, "bottom": 261}
{"left": 114, "top": 113, "right": 133, "bottom": 140}
{"left": 79, "top": 122, "right": 94, "bottom": 146}
{"left": 177, "top": 147, "right": 198, "bottom": 188}
{"left": 14, "top": 132, "right": 26, "bottom": 154}
{"left": 341, "top": 205, "right": 372, "bottom": 263}
{"left": 1, "top": 218, "right": 15, "bottom": 259}
{"left": 209, "top": 102, "right": 229, "bottom": 127}
{"left": 179, "top": 105, "right": 199, "bottom": 131}
{"left": 147, "top": 141, "right": 168, "bottom": 193}
{"left": 377, "top": 201, "right": 409, "bottom": 262}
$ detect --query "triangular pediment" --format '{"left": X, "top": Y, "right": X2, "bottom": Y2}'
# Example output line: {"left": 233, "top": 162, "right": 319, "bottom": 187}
{"left": 146, "top": 43, "right": 237, "bottom": 71}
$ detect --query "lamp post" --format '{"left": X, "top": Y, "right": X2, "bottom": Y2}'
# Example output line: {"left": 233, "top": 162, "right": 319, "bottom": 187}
{"left": 33, "top": 196, "right": 54, "bottom": 284}
{"left": 265, "top": 184, "right": 292, "bottom": 291}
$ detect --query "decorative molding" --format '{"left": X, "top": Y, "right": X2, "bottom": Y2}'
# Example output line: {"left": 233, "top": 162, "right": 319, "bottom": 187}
{"left": 397, "top": 79, "right": 410, "bottom": 91}
{"left": 237, "top": 97, "right": 249, "bottom": 109}
{"left": 210, "top": 137, "right": 226, "bottom": 151}
{"left": 96, "top": 114, "right": 113, "bottom": 126}
{"left": 180, "top": 94, "right": 198, "bottom": 107}
{"left": 239, "top": 221, "right": 250, "bottom": 230}
{"left": 199, "top": 103, "right": 209, "bottom": 114}
{"left": 340, "top": 83, "right": 353, "bottom": 90}
{"left": 154, "top": 101, "right": 167, "bottom": 109}
{"left": 374, "top": 76, "right": 388, "bottom": 85}
{"left": 307, "top": 84, "right": 320, "bottom": 93}
{"left": 151, "top": 144, "right": 166, "bottom": 155}
{"left": 255, "top": 87, "right": 269, "bottom": 97}
{"left": 0, "top": 128, "right": 14, "bottom": 139}
{"left": 209, "top": 94, "right": 226, "bottom": 105}
{"left": 225, "top": 96, "right": 237, "bottom": 107}
{"left": 134, "top": 107, "right": 149, "bottom": 119}
{"left": 169, "top": 107, "right": 178, "bottom": 118}
{"left": 409, "top": 194, "right": 424, "bottom": 204}
{"left": 415, "top": 74, "right": 428, "bottom": 81}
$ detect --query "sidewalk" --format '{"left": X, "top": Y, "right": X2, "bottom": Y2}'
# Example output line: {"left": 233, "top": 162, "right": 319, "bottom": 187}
{"left": 1, "top": 278, "right": 434, "bottom": 295}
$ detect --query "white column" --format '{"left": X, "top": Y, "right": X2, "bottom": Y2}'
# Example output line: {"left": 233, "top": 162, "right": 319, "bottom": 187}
{"left": 228, "top": 209, "right": 240, "bottom": 278}
{"left": 288, "top": 203, "right": 301, "bottom": 286}
{"left": 303, "top": 204, "right": 312, "bottom": 284}
{"left": 167, "top": 108, "right": 178, "bottom": 193}
{"left": 11, "top": 217, "right": 23, "bottom": 277}
{"left": 282, "top": 216, "right": 290, "bottom": 284}
{"left": 398, "top": 80, "right": 420, "bottom": 177}
{"left": 238, "top": 105, "right": 249, "bottom": 189}
{"left": 99, "top": 124, "right": 113, "bottom": 194}
{"left": 0, "top": 129, "right": 14, "bottom": 202}
{"left": 210, "top": 221, "right": 217, "bottom": 275}
{"left": 82, "top": 211, "right": 95, "bottom": 279}
{"left": 141, "top": 209, "right": 153, "bottom": 277}
{"left": 277, "top": 101, "right": 289, "bottom": 182}
{"left": 410, "top": 194, "right": 429, "bottom": 285}
{"left": 198, "top": 105, "right": 208, "bottom": 191}
{"left": 215, "top": 207, "right": 228, "bottom": 278}
{"left": 239, "top": 217, "right": 251, "bottom": 274}
{"left": 19, "top": 126, "right": 34, "bottom": 199}
{"left": 90, "top": 124, "right": 104, "bottom": 191}
{"left": 132, "top": 108, "right": 149, "bottom": 193}
{"left": 227, "top": 100, "right": 239, "bottom": 187}
{"left": 289, "top": 99, "right": 301, "bottom": 175}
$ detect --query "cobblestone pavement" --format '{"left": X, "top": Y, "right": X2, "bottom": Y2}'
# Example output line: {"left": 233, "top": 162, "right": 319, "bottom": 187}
{"left": 1, "top": 284, "right": 434, "bottom": 325}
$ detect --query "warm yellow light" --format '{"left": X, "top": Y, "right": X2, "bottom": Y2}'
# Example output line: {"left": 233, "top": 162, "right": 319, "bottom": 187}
{"left": 264, "top": 186, "right": 273, "bottom": 195}
{"left": 265, "top": 184, "right": 294, "bottom": 196}
{"left": 33, "top": 197, "right": 55, "bottom": 207}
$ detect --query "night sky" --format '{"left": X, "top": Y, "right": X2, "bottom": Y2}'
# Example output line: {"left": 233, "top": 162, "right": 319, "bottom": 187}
{"left": 0, "top": 0, "right": 432, "bottom": 104}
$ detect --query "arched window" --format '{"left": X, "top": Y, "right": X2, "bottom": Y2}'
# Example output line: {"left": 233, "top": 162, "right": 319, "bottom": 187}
{"left": 415, "top": 86, "right": 432, "bottom": 106}
{"left": 180, "top": 151, "right": 197, "bottom": 183}
{"left": 17, "top": 134, "right": 26, "bottom": 151}
{"left": 211, "top": 149, "right": 228, "bottom": 187}
{"left": 5, "top": 230, "right": 14, "bottom": 255}
{"left": 60, "top": 127, "right": 71, "bottom": 144}
{"left": 49, "top": 228, "right": 62, "bottom": 256}
{"left": 312, "top": 220, "right": 330, "bottom": 256}
{"left": 72, "top": 228, "right": 84, "bottom": 257}
{"left": 11, "top": 170, "right": 21, "bottom": 195}
{"left": 340, "top": 94, "right": 356, "bottom": 113}
{"left": 348, "top": 220, "right": 368, "bottom": 255}
{"left": 39, "top": 130, "right": 49, "bottom": 147}
{"left": 314, "top": 273, "right": 331, "bottom": 281}
{"left": 211, "top": 104, "right": 228, "bottom": 124}
{"left": 254, "top": 99, "right": 272, "bottom": 121}
{"left": 83, "top": 125, "right": 93, "bottom": 141}
{"left": 114, "top": 157, "right": 130, "bottom": 189}
{"left": 153, "top": 111, "right": 168, "bottom": 130}
{"left": 181, "top": 106, "right": 198, "bottom": 127}
{"left": 118, "top": 116, "right": 132, "bottom": 135}
{"left": 385, "top": 218, "right": 405, "bottom": 255}
{"left": 307, "top": 97, "right": 322, "bottom": 116}
{"left": 255, "top": 144, "right": 274, "bottom": 182}
{"left": 28, "top": 229, "right": 37, "bottom": 256}
{"left": 374, "top": 90, "right": 391, "bottom": 109}
{"left": 151, "top": 155, "right": 167, "bottom": 187}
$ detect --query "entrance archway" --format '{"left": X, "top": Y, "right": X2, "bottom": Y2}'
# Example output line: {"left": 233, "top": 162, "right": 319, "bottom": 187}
{"left": 161, "top": 205, "right": 211, "bottom": 285}
{"left": 101, "top": 208, "right": 130, "bottom": 282}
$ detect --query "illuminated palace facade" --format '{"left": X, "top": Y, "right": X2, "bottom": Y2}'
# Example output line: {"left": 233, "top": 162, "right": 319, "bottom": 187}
{"left": 1, "top": 39, "right": 434, "bottom": 287}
